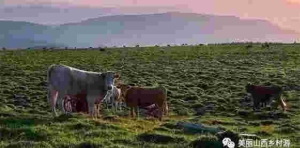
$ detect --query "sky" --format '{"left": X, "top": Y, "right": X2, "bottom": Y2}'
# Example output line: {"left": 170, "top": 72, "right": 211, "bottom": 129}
{"left": 1, "top": 0, "right": 300, "bottom": 32}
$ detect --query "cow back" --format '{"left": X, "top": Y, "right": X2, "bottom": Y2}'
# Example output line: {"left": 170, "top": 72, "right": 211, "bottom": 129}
{"left": 253, "top": 86, "right": 282, "bottom": 95}
{"left": 125, "top": 86, "right": 167, "bottom": 107}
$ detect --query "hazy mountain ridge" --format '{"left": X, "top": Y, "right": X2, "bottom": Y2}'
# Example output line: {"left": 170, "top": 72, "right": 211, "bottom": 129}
{"left": 1, "top": 12, "right": 300, "bottom": 48}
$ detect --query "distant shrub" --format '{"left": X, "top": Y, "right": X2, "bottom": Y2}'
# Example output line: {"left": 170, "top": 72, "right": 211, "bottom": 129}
{"left": 155, "top": 45, "right": 159, "bottom": 47}
{"left": 135, "top": 45, "right": 139, "bottom": 47}
{"left": 167, "top": 44, "right": 170, "bottom": 47}
{"left": 2, "top": 47, "right": 6, "bottom": 51}
{"left": 99, "top": 48, "right": 106, "bottom": 51}
{"left": 42, "top": 47, "right": 46, "bottom": 50}
{"left": 65, "top": 47, "right": 68, "bottom": 50}
{"left": 245, "top": 44, "right": 253, "bottom": 49}
{"left": 261, "top": 42, "right": 270, "bottom": 48}
{"left": 123, "top": 45, "right": 126, "bottom": 48}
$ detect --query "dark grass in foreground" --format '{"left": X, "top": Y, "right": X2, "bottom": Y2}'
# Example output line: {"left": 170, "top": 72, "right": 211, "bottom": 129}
{"left": 0, "top": 44, "right": 300, "bottom": 148}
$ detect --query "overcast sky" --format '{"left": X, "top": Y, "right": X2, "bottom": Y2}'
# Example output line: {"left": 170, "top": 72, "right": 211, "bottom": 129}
{"left": 1, "top": 0, "right": 300, "bottom": 32}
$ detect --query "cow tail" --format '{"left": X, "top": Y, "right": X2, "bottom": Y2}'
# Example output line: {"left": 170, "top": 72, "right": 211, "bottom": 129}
{"left": 161, "top": 86, "right": 168, "bottom": 115}
{"left": 47, "top": 64, "right": 57, "bottom": 112}
{"left": 47, "top": 64, "right": 56, "bottom": 85}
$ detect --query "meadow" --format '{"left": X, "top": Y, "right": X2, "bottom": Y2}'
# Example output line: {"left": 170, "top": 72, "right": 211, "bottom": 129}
{"left": 0, "top": 44, "right": 300, "bottom": 148}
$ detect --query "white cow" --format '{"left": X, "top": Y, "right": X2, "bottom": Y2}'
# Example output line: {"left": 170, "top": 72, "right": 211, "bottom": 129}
{"left": 102, "top": 86, "right": 123, "bottom": 111}
{"left": 47, "top": 64, "right": 119, "bottom": 117}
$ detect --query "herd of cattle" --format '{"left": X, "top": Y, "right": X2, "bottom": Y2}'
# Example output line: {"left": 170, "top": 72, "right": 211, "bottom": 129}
{"left": 47, "top": 64, "right": 288, "bottom": 121}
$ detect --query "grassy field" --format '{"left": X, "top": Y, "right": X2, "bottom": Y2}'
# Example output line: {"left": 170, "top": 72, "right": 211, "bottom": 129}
{"left": 0, "top": 44, "right": 300, "bottom": 148}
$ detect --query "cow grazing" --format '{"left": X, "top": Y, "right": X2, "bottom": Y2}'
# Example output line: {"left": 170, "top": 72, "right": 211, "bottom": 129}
{"left": 63, "top": 93, "right": 104, "bottom": 117}
{"left": 118, "top": 84, "right": 168, "bottom": 121}
{"left": 47, "top": 64, "right": 119, "bottom": 117}
{"left": 102, "top": 86, "right": 124, "bottom": 111}
{"left": 245, "top": 84, "right": 286, "bottom": 111}
{"left": 63, "top": 93, "right": 88, "bottom": 113}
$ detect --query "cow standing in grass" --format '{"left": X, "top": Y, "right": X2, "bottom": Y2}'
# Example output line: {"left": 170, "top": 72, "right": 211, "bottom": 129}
{"left": 101, "top": 86, "right": 124, "bottom": 111}
{"left": 63, "top": 93, "right": 103, "bottom": 116}
{"left": 118, "top": 84, "right": 168, "bottom": 121}
{"left": 47, "top": 64, "right": 119, "bottom": 117}
{"left": 245, "top": 84, "right": 286, "bottom": 111}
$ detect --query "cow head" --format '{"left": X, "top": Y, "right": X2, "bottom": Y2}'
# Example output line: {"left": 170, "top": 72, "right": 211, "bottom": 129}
{"left": 245, "top": 83, "right": 254, "bottom": 94}
{"left": 102, "top": 71, "right": 119, "bottom": 91}
{"left": 117, "top": 83, "right": 131, "bottom": 98}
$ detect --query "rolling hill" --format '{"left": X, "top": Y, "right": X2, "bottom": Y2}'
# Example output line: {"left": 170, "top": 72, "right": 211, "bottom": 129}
{"left": 1, "top": 12, "right": 300, "bottom": 48}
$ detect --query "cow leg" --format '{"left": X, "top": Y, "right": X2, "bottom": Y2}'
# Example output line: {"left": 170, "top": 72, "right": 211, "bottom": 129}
{"left": 252, "top": 95, "right": 261, "bottom": 111}
{"left": 163, "top": 102, "right": 168, "bottom": 115}
{"left": 111, "top": 96, "right": 115, "bottom": 111}
{"left": 281, "top": 98, "right": 287, "bottom": 112}
{"left": 87, "top": 96, "right": 96, "bottom": 118}
{"left": 114, "top": 102, "right": 117, "bottom": 111}
{"left": 118, "top": 102, "right": 122, "bottom": 111}
{"left": 94, "top": 104, "right": 99, "bottom": 118}
{"left": 157, "top": 104, "right": 163, "bottom": 121}
{"left": 106, "top": 97, "right": 110, "bottom": 110}
{"left": 106, "top": 99, "right": 109, "bottom": 110}
{"left": 48, "top": 87, "right": 58, "bottom": 117}
{"left": 134, "top": 106, "right": 139, "bottom": 119}
{"left": 57, "top": 92, "right": 67, "bottom": 114}
{"left": 277, "top": 96, "right": 286, "bottom": 112}
{"left": 130, "top": 107, "right": 135, "bottom": 118}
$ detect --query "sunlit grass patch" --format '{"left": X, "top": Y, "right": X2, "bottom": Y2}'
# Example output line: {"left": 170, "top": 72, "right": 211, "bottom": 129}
{"left": 1, "top": 44, "right": 300, "bottom": 147}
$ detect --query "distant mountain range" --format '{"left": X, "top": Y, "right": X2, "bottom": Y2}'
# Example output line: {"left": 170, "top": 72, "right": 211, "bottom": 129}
{"left": 0, "top": 5, "right": 183, "bottom": 25}
{"left": 1, "top": 12, "right": 300, "bottom": 48}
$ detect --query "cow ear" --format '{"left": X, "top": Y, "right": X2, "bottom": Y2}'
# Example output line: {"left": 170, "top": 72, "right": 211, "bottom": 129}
{"left": 114, "top": 73, "right": 120, "bottom": 79}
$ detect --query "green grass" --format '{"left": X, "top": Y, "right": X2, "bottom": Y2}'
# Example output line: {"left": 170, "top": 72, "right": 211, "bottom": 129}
{"left": 1, "top": 44, "right": 300, "bottom": 147}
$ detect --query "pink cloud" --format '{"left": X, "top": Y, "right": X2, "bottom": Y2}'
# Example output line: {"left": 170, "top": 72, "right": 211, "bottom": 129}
{"left": 1, "top": 0, "right": 300, "bottom": 32}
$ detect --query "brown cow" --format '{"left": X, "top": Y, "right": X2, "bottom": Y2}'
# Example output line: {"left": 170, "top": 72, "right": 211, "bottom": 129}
{"left": 118, "top": 84, "right": 168, "bottom": 121}
{"left": 245, "top": 84, "right": 286, "bottom": 111}
{"left": 63, "top": 93, "right": 104, "bottom": 117}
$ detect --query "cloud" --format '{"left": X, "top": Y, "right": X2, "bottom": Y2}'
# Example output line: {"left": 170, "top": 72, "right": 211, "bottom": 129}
{"left": 1, "top": 0, "right": 300, "bottom": 32}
